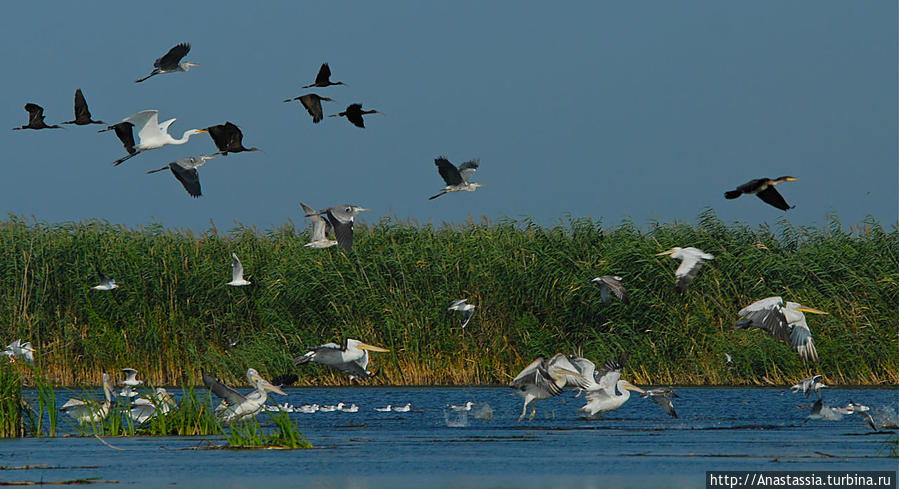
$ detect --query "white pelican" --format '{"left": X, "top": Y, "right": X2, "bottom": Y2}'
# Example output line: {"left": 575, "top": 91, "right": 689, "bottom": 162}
{"left": 392, "top": 403, "right": 411, "bottom": 412}
{"left": 226, "top": 253, "right": 251, "bottom": 286}
{"left": 589, "top": 275, "right": 629, "bottom": 305}
{"left": 734, "top": 297, "right": 827, "bottom": 362}
{"left": 374, "top": 405, "right": 392, "bottom": 412}
{"left": 429, "top": 157, "right": 483, "bottom": 200}
{"left": 725, "top": 176, "right": 797, "bottom": 211}
{"left": 202, "top": 368, "right": 286, "bottom": 424}
{"left": 294, "top": 338, "right": 389, "bottom": 379}
{"left": 791, "top": 375, "right": 826, "bottom": 398}
{"left": 135, "top": 42, "right": 198, "bottom": 83}
{"left": 104, "top": 110, "right": 208, "bottom": 166}
{"left": 509, "top": 353, "right": 586, "bottom": 422}
{"left": 655, "top": 247, "right": 714, "bottom": 293}
{"left": 448, "top": 299, "right": 475, "bottom": 328}
{"left": 2, "top": 339, "right": 34, "bottom": 366}
{"left": 642, "top": 387, "right": 679, "bottom": 418}
{"left": 569, "top": 354, "right": 644, "bottom": 417}
{"left": 129, "top": 388, "right": 176, "bottom": 424}
{"left": 300, "top": 203, "right": 337, "bottom": 249}
{"left": 340, "top": 403, "right": 359, "bottom": 413}
{"left": 305, "top": 205, "right": 369, "bottom": 251}
{"left": 450, "top": 401, "right": 475, "bottom": 412}
{"left": 91, "top": 272, "right": 119, "bottom": 291}
{"left": 60, "top": 373, "right": 114, "bottom": 423}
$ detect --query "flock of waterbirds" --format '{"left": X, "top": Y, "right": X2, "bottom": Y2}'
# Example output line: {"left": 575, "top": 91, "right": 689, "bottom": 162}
{"left": 6, "top": 41, "right": 889, "bottom": 431}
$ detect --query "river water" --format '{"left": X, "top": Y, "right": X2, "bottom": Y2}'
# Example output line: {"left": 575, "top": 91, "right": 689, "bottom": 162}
{"left": 1, "top": 387, "right": 896, "bottom": 488}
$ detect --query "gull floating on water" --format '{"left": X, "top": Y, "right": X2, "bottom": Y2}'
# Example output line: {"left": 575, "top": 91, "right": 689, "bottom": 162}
{"left": 374, "top": 405, "right": 392, "bottom": 412}
{"left": 392, "top": 403, "right": 411, "bottom": 412}
{"left": 450, "top": 401, "right": 475, "bottom": 412}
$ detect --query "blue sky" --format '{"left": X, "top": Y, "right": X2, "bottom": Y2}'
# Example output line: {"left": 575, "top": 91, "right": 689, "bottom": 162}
{"left": 1, "top": 1, "right": 895, "bottom": 232}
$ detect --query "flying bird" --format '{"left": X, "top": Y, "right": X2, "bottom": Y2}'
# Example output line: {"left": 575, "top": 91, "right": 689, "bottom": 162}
{"left": 203, "top": 368, "right": 286, "bottom": 424}
{"left": 206, "top": 122, "right": 260, "bottom": 155}
{"left": 62, "top": 89, "right": 105, "bottom": 125}
{"left": 104, "top": 110, "right": 207, "bottom": 166}
{"left": 568, "top": 354, "right": 644, "bottom": 417}
{"left": 147, "top": 155, "right": 217, "bottom": 198}
{"left": 655, "top": 247, "right": 714, "bottom": 293}
{"left": 119, "top": 368, "right": 144, "bottom": 388}
{"left": 734, "top": 296, "right": 827, "bottom": 362}
{"left": 302, "top": 63, "right": 346, "bottom": 88}
{"left": 642, "top": 387, "right": 679, "bottom": 418}
{"left": 448, "top": 299, "right": 475, "bottom": 328}
{"left": 306, "top": 205, "right": 369, "bottom": 251}
{"left": 791, "top": 375, "right": 827, "bottom": 398}
{"left": 294, "top": 338, "right": 389, "bottom": 380}
{"left": 725, "top": 177, "right": 798, "bottom": 211}
{"left": 227, "top": 253, "right": 251, "bottom": 286}
{"left": 509, "top": 353, "right": 586, "bottom": 422}
{"left": 91, "top": 272, "right": 119, "bottom": 290}
{"left": 589, "top": 275, "right": 629, "bottom": 305}
{"left": 135, "top": 42, "right": 198, "bottom": 83}
{"left": 330, "top": 103, "right": 380, "bottom": 128}
{"left": 2, "top": 339, "right": 35, "bottom": 366}
{"left": 283, "top": 94, "right": 334, "bottom": 123}
{"left": 429, "top": 157, "right": 483, "bottom": 200}
{"left": 299, "top": 203, "right": 337, "bottom": 249}
{"left": 13, "top": 103, "right": 61, "bottom": 130}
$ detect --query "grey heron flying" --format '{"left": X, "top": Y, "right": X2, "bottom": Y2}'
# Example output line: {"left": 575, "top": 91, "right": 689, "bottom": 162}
{"left": 299, "top": 202, "right": 337, "bottom": 249}
{"left": 147, "top": 155, "right": 217, "bottom": 198}
{"left": 655, "top": 247, "right": 714, "bottom": 293}
{"left": 91, "top": 272, "right": 119, "bottom": 290}
{"left": 284, "top": 94, "right": 335, "bottom": 123}
{"left": 725, "top": 176, "right": 797, "bottom": 211}
{"left": 227, "top": 253, "right": 251, "bottom": 286}
{"left": 104, "top": 110, "right": 207, "bottom": 166}
{"left": 734, "top": 296, "right": 827, "bottom": 362}
{"left": 203, "top": 368, "right": 286, "bottom": 424}
{"left": 135, "top": 43, "right": 198, "bottom": 83}
{"left": 509, "top": 353, "right": 586, "bottom": 422}
{"left": 306, "top": 205, "right": 369, "bottom": 251}
{"left": 428, "top": 157, "right": 482, "bottom": 200}
{"left": 642, "top": 387, "right": 679, "bottom": 418}
{"left": 60, "top": 373, "right": 114, "bottom": 424}
{"left": 448, "top": 299, "right": 475, "bottom": 328}
{"left": 206, "top": 122, "right": 260, "bottom": 156}
{"left": 13, "top": 103, "right": 61, "bottom": 130}
{"left": 2, "top": 339, "right": 35, "bottom": 366}
{"left": 330, "top": 103, "right": 380, "bottom": 128}
{"left": 62, "top": 89, "right": 105, "bottom": 125}
{"left": 791, "top": 375, "right": 826, "bottom": 398}
{"left": 589, "top": 275, "right": 629, "bottom": 305}
{"left": 302, "top": 63, "right": 346, "bottom": 88}
{"left": 568, "top": 354, "right": 644, "bottom": 417}
{"left": 294, "top": 338, "right": 389, "bottom": 380}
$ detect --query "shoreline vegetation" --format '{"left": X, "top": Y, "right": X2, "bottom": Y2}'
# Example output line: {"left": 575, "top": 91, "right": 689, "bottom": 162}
{"left": 1, "top": 210, "right": 896, "bottom": 387}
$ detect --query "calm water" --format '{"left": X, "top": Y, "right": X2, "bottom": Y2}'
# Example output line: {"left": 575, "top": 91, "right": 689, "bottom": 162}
{"left": 1, "top": 387, "right": 896, "bottom": 488}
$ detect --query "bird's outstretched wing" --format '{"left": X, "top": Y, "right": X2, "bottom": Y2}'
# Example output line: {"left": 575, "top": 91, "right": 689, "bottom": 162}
{"left": 457, "top": 159, "right": 480, "bottom": 184}
{"left": 756, "top": 187, "right": 792, "bottom": 211}
{"left": 434, "top": 157, "right": 463, "bottom": 186}
{"left": 315, "top": 63, "right": 331, "bottom": 84}
{"left": 735, "top": 297, "right": 791, "bottom": 345}
{"left": 169, "top": 163, "right": 201, "bottom": 197}
{"left": 202, "top": 371, "right": 245, "bottom": 406}
{"left": 155, "top": 43, "right": 191, "bottom": 70}
{"left": 231, "top": 253, "right": 244, "bottom": 282}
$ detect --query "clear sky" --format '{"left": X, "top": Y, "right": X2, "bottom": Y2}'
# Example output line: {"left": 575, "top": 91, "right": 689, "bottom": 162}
{"left": 1, "top": 1, "right": 896, "bottom": 232}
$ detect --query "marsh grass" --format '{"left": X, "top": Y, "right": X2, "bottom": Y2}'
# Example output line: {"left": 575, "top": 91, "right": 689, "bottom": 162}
{"left": 0, "top": 211, "right": 896, "bottom": 386}
{"left": 0, "top": 365, "right": 24, "bottom": 437}
{"left": 225, "top": 411, "right": 311, "bottom": 449}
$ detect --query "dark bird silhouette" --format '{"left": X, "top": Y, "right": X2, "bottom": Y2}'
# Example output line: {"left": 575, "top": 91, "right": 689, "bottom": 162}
{"left": 147, "top": 155, "right": 217, "bottom": 198}
{"left": 135, "top": 43, "right": 198, "bottom": 83}
{"left": 330, "top": 103, "right": 381, "bottom": 128}
{"left": 429, "top": 157, "right": 482, "bottom": 200}
{"left": 98, "top": 122, "right": 137, "bottom": 156}
{"left": 62, "top": 89, "right": 105, "bottom": 125}
{"left": 206, "top": 122, "right": 260, "bottom": 156}
{"left": 283, "top": 93, "right": 334, "bottom": 123}
{"left": 13, "top": 104, "right": 62, "bottom": 130}
{"left": 302, "top": 63, "right": 345, "bottom": 88}
{"left": 725, "top": 177, "right": 797, "bottom": 210}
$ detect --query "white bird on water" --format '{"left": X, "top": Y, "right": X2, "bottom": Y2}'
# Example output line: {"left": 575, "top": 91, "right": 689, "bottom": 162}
{"left": 448, "top": 299, "right": 475, "bottom": 328}
{"left": 60, "top": 373, "right": 114, "bottom": 424}
{"left": 392, "top": 403, "right": 411, "bottom": 412}
{"left": 568, "top": 354, "right": 645, "bottom": 418}
{"left": 227, "top": 253, "right": 251, "bottom": 286}
{"left": 91, "top": 272, "right": 119, "bottom": 291}
{"left": 655, "top": 247, "right": 714, "bottom": 293}
{"left": 509, "top": 353, "right": 586, "bottom": 422}
{"left": 450, "top": 401, "right": 475, "bottom": 412}
{"left": 374, "top": 405, "right": 392, "bottom": 412}
{"left": 129, "top": 388, "right": 176, "bottom": 424}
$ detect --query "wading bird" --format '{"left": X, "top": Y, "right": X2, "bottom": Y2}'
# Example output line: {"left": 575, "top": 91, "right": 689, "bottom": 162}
{"left": 294, "top": 338, "right": 389, "bottom": 379}
{"left": 227, "top": 253, "right": 251, "bottom": 286}
{"left": 509, "top": 353, "right": 586, "bottom": 422}
{"left": 305, "top": 205, "right": 369, "bottom": 251}
{"left": 60, "top": 373, "right": 114, "bottom": 423}
{"left": 91, "top": 272, "right": 119, "bottom": 290}
{"left": 147, "top": 155, "right": 217, "bottom": 198}
{"left": 13, "top": 103, "right": 61, "bottom": 130}
{"left": 283, "top": 94, "right": 334, "bottom": 123}
{"left": 448, "top": 299, "right": 475, "bottom": 328}
{"left": 2, "top": 339, "right": 35, "bottom": 366}
{"left": 128, "top": 388, "right": 176, "bottom": 424}
{"left": 330, "top": 103, "right": 380, "bottom": 128}
{"left": 203, "top": 368, "right": 286, "bottom": 424}
{"left": 135, "top": 43, "right": 198, "bottom": 83}
{"left": 725, "top": 177, "right": 797, "bottom": 211}
{"left": 655, "top": 247, "right": 714, "bottom": 293}
{"left": 791, "top": 375, "right": 826, "bottom": 398}
{"left": 302, "top": 63, "right": 345, "bottom": 88}
{"left": 299, "top": 202, "right": 337, "bottom": 249}
{"left": 734, "top": 297, "right": 827, "bottom": 362}
{"left": 642, "top": 387, "right": 679, "bottom": 418}
{"left": 429, "top": 157, "right": 483, "bottom": 200}
{"left": 589, "top": 275, "right": 629, "bottom": 305}
{"left": 106, "top": 110, "right": 207, "bottom": 166}
{"left": 569, "top": 354, "right": 644, "bottom": 417}
{"left": 206, "top": 122, "right": 260, "bottom": 155}
{"left": 62, "top": 89, "right": 105, "bottom": 125}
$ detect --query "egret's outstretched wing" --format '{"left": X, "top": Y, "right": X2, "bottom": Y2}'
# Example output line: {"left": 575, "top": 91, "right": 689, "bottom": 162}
{"left": 124, "top": 110, "right": 161, "bottom": 144}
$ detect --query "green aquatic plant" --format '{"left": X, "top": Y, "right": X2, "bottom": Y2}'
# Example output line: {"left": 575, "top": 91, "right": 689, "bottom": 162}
{"left": 225, "top": 411, "right": 311, "bottom": 449}
{"left": 0, "top": 365, "right": 24, "bottom": 438}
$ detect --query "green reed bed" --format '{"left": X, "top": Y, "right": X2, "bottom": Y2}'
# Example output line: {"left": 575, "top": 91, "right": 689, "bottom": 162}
{"left": 0, "top": 210, "right": 896, "bottom": 386}
{"left": 0, "top": 365, "right": 24, "bottom": 437}
{"left": 225, "top": 411, "right": 311, "bottom": 449}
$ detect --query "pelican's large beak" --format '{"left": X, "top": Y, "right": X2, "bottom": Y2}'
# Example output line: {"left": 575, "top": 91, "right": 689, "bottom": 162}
{"left": 655, "top": 249, "right": 675, "bottom": 256}
{"left": 622, "top": 381, "right": 645, "bottom": 394}
{"left": 796, "top": 306, "right": 827, "bottom": 315}
{"left": 357, "top": 342, "right": 390, "bottom": 353}
{"left": 261, "top": 380, "right": 287, "bottom": 396}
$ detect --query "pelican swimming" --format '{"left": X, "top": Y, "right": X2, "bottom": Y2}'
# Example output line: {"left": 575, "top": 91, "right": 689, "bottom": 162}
{"left": 60, "top": 373, "right": 114, "bottom": 424}
{"left": 128, "top": 388, "right": 176, "bottom": 424}
{"left": 2, "top": 339, "right": 35, "bottom": 366}
{"left": 294, "top": 338, "right": 389, "bottom": 380}
{"left": 509, "top": 353, "right": 586, "bottom": 422}
{"left": 202, "top": 368, "right": 286, "bottom": 424}
{"left": 642, "top": 387, "right": 679, "bottom": 418}
{"left": 300, "top": 202, "right": 337, "bottom": 249}
{"left": 226, "top": 253, "right": 251, "bottom": 286}
{"left": 448, "top": 299, "right": 475, "bottom": 328}
{"left": 734, "top": 297, "right": 827, "bottom": 362}
{"left": 589, "top": 275, "right": 629, "bottom": 305}
{"left": 655, "top": 247, "right": 714, "bottom": 293}
{"left": 568, "top": 354, "right": 644, "bottom": 417}
{"left": 791, "top": 375, "right": 826, "bottom": 398}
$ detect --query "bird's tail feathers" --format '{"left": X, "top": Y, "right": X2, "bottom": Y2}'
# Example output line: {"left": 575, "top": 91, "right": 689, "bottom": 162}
{"left": 724, "top": 190, "right": 742, "bottom": 199}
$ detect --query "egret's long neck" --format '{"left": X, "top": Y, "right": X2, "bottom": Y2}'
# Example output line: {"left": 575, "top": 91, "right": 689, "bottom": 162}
{"left": 173, "top": 130, "right": 201, "bottom": 144}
